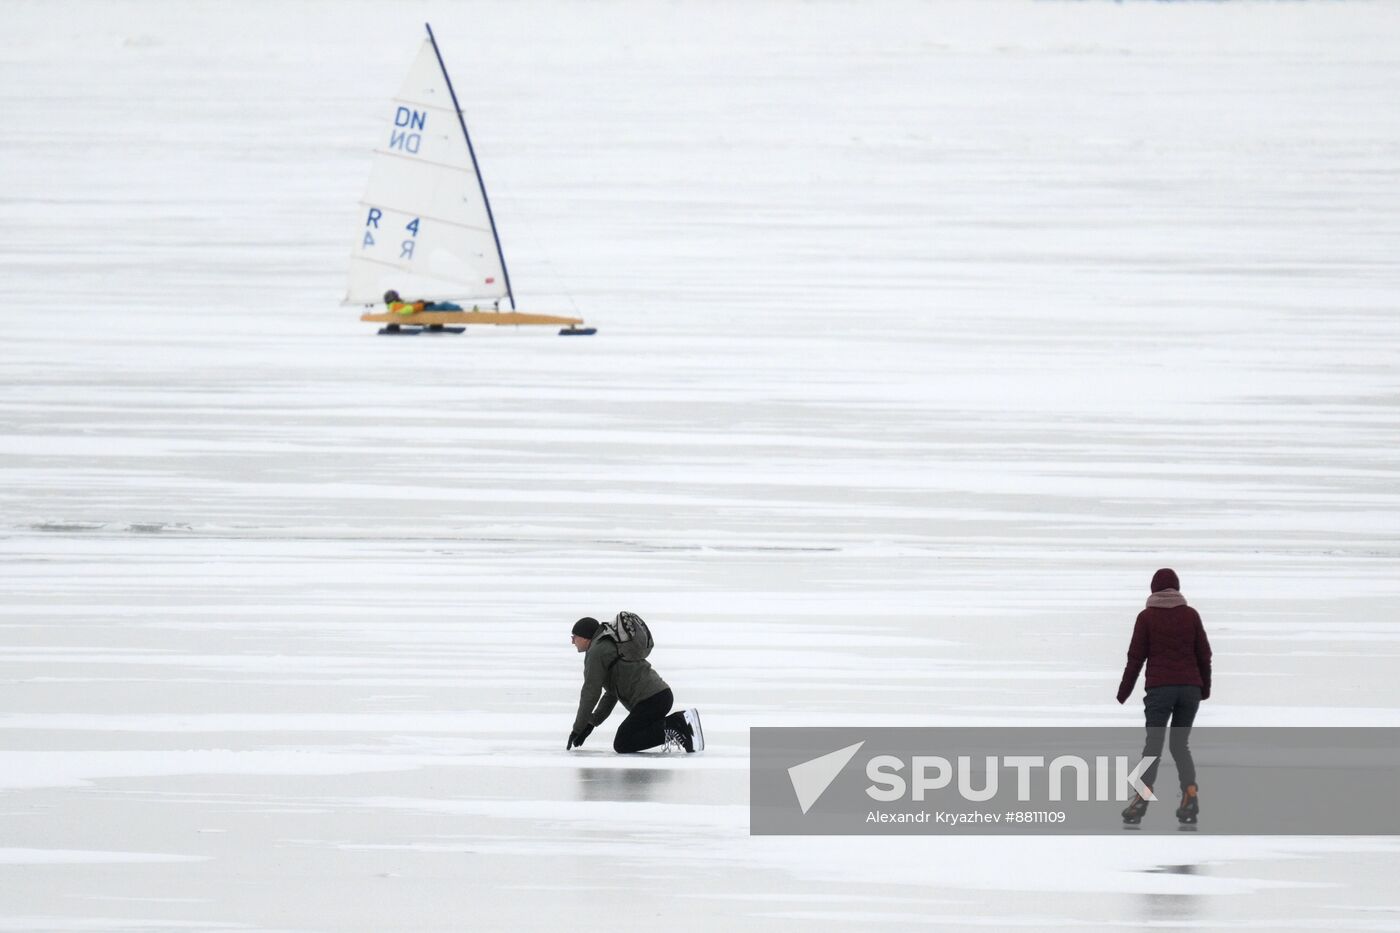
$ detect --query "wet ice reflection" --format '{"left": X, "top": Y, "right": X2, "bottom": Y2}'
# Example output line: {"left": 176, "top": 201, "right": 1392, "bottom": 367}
{"left": 576, "top": 766, "right": 677, "bottom": 803}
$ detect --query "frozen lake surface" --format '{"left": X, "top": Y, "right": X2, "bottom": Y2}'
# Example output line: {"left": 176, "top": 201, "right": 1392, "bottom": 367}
{"left": 3, "top": 1, "right": 1400, "bottom": 929}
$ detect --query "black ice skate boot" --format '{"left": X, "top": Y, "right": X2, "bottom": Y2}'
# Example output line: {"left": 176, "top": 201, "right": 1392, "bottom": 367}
{"left": 662, "top": 709, "right": 704, "bottom": 753}
{"left": 1176, "top": 785, "right": 1199, "bottom": 824}
{"left": 1121, "top": 787, "right": 1152, "bottom": 825}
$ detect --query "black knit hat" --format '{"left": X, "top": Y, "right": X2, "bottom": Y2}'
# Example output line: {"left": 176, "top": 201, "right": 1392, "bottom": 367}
{"left": 1150, "top": 568, "right": 1180, "bottom": 593}
{"left": 571, "top": 617, "right": 600, "bottom": 639}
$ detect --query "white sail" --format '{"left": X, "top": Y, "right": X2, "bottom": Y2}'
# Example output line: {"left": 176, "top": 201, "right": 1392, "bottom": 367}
{"left": 345, "top": 36, "right": 510, "bottom": 306}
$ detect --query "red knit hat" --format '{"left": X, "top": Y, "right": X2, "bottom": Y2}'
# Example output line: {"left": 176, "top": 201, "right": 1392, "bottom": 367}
{"left": 1150, "top": 568, "right": 1180, "bottom": 592}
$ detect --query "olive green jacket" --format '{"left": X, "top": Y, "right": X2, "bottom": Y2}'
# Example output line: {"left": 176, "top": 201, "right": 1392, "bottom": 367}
{"left": 574, "top": 636, "right": 669, "bottom": 734}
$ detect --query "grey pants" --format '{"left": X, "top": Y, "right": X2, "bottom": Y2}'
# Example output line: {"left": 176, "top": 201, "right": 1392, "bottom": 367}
{"left": 1140, "top": 684, "right": 1201, "bottom": 791}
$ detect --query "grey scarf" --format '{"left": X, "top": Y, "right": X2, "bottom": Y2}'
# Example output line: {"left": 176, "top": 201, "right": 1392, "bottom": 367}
{"left": 1146, "top": 589, "right": 1187, "bottom": 609}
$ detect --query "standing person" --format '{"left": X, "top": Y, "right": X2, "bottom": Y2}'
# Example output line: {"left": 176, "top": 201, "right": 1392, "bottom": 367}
{"left": 566, "top": 615, "right": 703, "bottom": 754}
{"left": 1116, "top": 568, "right": 1212, "bottom": 824}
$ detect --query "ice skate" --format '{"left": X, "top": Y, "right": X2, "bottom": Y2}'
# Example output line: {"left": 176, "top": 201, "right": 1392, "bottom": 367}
{"left": 662, "top": 708, "right": 703, "bottom": 753}
{"left": 661, "top": 727, "right": 689, "bottom": 753}
{"left": 680, "top": 708, "right": 704, "bottom": 752}
{"left": 1121, "top": 788, "right": 1152, "bottom": 825}
{"left": 1176, "top": 785, "right": 1199, "bottom": 824}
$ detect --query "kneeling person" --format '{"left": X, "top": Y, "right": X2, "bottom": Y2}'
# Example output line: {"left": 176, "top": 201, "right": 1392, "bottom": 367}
{"left": 566, "top": 615, "right": 702, "bottom": 754}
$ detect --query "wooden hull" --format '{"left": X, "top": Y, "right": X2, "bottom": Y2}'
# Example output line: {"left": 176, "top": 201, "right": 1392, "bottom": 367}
{"left": 360, "top": 310, "right": 584, "bottom": 328}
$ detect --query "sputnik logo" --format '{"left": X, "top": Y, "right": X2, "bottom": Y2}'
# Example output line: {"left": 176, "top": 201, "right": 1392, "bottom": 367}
{"left": 788, "top": 741, "right": 865, "bottom": 814}
{"left": 788, "top": 742, "right": 1159, "bottom": 812}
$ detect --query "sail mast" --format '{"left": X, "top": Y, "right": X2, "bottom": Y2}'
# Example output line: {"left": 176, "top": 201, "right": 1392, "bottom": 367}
{"left": 424, "top": 22, "right": 516, "bottom": 310}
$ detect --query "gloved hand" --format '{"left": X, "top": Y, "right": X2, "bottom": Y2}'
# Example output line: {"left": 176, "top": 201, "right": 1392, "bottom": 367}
{"left": 567, "top": 724, "right": 593, "bottom": 750}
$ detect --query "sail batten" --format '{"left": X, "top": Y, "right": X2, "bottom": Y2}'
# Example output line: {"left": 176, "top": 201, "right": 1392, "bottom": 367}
{"left": 354, "top": 202, "right": 493, "bottom": 235}
{"left": 388, "top": 97, "right": 462, "bottom": 114}
{"left": 368, "top": 150, "right": 482, "bottom": 177}
{"left": 344, "top": 27, "right": 511, "bottom": 306}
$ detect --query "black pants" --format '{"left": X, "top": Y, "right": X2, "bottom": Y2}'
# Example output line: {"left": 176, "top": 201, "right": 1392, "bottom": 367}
{"left": 1140, "top": 684, "right": 1201, "bottom": 791}
{"left": 614, "top": 688, "right": 674, "bottom": 753}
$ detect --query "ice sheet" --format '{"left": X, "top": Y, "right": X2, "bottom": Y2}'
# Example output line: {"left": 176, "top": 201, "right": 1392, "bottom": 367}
{"left": 3, "top": 1, "right": 1400, "bottom": 930}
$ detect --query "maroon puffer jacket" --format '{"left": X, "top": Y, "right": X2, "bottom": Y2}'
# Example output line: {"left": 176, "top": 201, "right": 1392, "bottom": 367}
{"left": 1116, "top": 604, "right": 1212, "bottom": 703}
